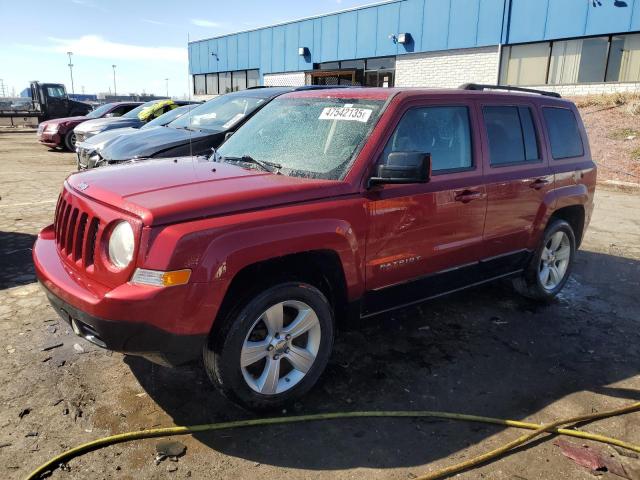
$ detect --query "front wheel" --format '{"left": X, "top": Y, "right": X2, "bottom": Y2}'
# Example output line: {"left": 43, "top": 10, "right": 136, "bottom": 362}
{"left": 63, "top": 130, "right": 77, "bottom": 152}
{"left": 204, "top": 282, "right": 334, "bottom": 411}
{"left": 513, "top": 219, "right": 576, "bottom": 302}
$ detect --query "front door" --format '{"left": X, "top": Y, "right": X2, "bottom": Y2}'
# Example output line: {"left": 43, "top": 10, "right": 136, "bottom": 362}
{"left": 363, "top": 101, "right": 487, "bottom": 316}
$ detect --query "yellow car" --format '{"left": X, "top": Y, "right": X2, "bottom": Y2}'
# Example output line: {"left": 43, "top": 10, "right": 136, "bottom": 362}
{"left": 137, "top": 99, "right": 178, "bottom": 121}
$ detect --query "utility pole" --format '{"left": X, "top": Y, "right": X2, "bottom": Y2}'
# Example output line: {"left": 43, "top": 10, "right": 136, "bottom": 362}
{"left": 67, "top": 52, "right": 75, "bottom": 94}
{"left": 165, "top": 78, "right": 169, "bottom": 98}
{"left": 112, "top": 65, "right": 117, "bottom": 97}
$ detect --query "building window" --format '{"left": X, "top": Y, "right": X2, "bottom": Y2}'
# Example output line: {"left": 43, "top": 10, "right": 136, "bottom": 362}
{"left": 606, "top": 33, "right": 640, "bottom": 82}
{"left": 500, "top": 33, "right": 640, "bottom": 87}
{"left": 247, "top": 70, "right": 260, "bottom": 88}
{"left": 194, "top": 74, "right": 206, "bottom": 95}
{"left": 195, "top": 69, "right": 260, "bottom": 95}
{"left": 500, "top": 43, "right": 550, "bottom": 86}
{"left": 549, "top": 37, "right": 609, "bottom": 84}
{"left": 339, "top": 59, "right": 366, "bottom": 70}
{"left": 232, "top": 71, "right": 247, "bottom": 91}
{"left": 312, "top": 56, "right": 395, "bottom": 87}
{"left": 364, "top": 57, "right": 396, "bottom": 87}
{"left": 219, "top": 72, "right": 232, "bottom": 93}
{"left": 206, "top": 73, "right": 218, "bottom": 95}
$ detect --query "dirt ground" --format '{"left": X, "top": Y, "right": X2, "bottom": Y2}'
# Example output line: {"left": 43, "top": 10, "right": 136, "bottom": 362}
{"left": 1, "top": 131, "right": 640, "bottom": 480}
{"left": 577, "top": 102, "right": 640, "bottom": 185}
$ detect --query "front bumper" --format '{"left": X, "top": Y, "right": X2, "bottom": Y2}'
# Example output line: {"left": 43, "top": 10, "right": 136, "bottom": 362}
{"left": 38, "top": 132, "right": 62, "bottom": 147}
{"left": 43, "top": 284, "right": 205, "bottom": 366}
{"left": 33, "top": 226, "right": 213, "bottom": 367}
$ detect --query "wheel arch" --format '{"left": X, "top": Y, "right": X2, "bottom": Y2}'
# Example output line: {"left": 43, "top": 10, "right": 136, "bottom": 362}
{"left": 211, "top": 249, "right": 350, "bottom": 338}
{"left": 549, "top": 204, "right": 585, "bottom": 247}
{"left": 531, "top": 184, "right": 588, "bottom": 249}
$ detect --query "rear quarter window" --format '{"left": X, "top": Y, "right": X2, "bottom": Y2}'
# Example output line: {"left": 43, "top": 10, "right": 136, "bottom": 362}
{"left": 542, "top": 107, "right": 584, "bottom": 159}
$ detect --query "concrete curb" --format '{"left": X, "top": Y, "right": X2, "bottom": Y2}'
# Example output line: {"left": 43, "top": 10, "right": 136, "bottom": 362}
{"left": 597, "top": 179, "right": 640, "bottom": 194}
{"left": 0, "top": 128, "right": 37, "bottom": 134}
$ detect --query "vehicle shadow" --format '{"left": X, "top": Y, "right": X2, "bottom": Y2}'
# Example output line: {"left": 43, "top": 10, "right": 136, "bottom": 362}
{"left": 127, "top": 249, "right": 640, "bottom": 471}
{"left": 0, "top": 231, "right": 37, "bottom": 289}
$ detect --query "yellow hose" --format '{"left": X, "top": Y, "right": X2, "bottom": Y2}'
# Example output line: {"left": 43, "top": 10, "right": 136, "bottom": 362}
{"left": 25, "top": 402, "right": 640, "bottom": 480}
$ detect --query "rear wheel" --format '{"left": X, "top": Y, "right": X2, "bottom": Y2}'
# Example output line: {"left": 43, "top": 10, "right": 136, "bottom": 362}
{"left": 513, "top": 219, "right": 576, "bottom": 302}
{"left": 64, "top": 130, "right": 77, "bottom": 152}
{"left": 204, "top": 282, "right": 334, "bottom": 411}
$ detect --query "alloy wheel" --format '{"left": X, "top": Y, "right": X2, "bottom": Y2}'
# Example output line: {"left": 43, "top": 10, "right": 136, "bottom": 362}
{"left": 240, "top": 300, "right": 321, "bottom": 395}
{"left": 538, "top": 231, "right": 571, "bottom": 291}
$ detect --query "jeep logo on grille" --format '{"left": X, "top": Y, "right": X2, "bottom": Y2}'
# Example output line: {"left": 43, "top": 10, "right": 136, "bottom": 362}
{"left": 77, "top": 182, "right": 89, "bottom": 191}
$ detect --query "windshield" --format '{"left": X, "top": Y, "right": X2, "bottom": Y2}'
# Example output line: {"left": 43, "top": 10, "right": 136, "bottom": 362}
{"left": 86, "top": 103, "right": 116, "bottom": 119}
{"left": 123, "top": 100, "right": 159, "bottom": 119}
{"left": 169, "top": 94, "right": 266, "bottom": 132}
{"left": 142, "top": 105, "right": 193, "bottom": 129}
{"left": 216, "top": 97, "right": 385, "bottom": 180}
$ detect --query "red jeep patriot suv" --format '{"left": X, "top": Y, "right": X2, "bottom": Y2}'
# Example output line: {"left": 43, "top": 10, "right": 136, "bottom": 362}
{"left": 34, "top": 85, "right": 596, "bottom": 410}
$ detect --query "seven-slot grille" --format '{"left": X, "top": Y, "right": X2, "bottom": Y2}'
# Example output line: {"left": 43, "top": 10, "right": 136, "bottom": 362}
{"left": 54, "top": 195, "right": 100, "bottom": 268}
{"left": 37, "top": 124, "right": 45, "bottom": 136}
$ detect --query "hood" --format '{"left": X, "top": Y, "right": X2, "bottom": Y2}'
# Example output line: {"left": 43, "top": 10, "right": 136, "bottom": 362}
{"left": 99, "top": 126, "right": 214, "bottom": 161}
{"left": 66, "top": 157, "right": 350, "bottom": 226}
{"left": 77, "top": 127, "right": 139, "bottom": 151}
{"left": 75, "top": 117, "right": 142, "bottom": 134}
{"left": 41, "top": 115, "right": 86, "bottom": 127}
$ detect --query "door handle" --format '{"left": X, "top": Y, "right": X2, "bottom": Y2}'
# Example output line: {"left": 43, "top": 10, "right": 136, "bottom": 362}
{"left": 454, "top": 190, "right": 483, "bottom": 203}
{"left": 529, "top": 178, "right": 551, "bottom": 190}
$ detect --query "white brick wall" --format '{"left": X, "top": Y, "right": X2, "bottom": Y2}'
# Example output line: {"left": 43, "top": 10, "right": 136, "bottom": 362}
{"left": 523, "top": 82, "right": 640, "bottom": 96}
{"left": 395, "top": 46, "right": 499, "bottom": 88}
{"left": 263, "top": 72, "right": 306, "bottom": 87}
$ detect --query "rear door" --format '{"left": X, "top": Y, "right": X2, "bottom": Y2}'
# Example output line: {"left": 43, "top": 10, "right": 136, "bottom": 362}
{"left": 363, "top": 98, "right": 487, "bottom": 315}
{"left": 480, "top": 101, "right": 552, "bottom": 274}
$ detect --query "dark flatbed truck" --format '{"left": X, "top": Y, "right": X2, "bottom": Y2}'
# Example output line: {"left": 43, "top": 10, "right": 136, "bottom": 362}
{"left": 0, "top": 81, "right": 92, "bottom": 127}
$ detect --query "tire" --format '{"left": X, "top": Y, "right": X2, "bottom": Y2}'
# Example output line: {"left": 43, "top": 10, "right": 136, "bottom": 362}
{"left": 63, "top": 130, "right": 77, "bottom": 152}
{"left": 513, "top": 219, "right": 576, "bottom": 302}
{"left": 204, "top": 282, "right": 334, "bottom": 411}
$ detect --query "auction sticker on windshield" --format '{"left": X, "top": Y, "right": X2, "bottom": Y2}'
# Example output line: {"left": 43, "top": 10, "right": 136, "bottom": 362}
{"left": 319, "top": 106, "right": 372, "bottom": 123}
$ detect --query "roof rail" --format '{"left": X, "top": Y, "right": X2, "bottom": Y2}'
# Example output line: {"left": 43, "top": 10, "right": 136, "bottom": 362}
{"left": 459, "top": 83, "right": 561, "bottom": 98}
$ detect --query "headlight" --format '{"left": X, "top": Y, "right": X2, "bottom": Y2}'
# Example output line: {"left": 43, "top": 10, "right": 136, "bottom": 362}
{"left": 108, "top": 221, "right": 134, "bottom": 268}
{"left": 46, "top": 124, "right": 59, "bottom": 133}
{"left": 88, "top": 153, "right": 102, "bottom": 167}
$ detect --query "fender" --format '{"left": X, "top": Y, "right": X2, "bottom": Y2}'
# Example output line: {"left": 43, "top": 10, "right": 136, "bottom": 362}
{"left": 141, "top": 197, "right": 368, "bottom": 302}
{"left": 528, "top": 183, "right": 588, "bottom": 250}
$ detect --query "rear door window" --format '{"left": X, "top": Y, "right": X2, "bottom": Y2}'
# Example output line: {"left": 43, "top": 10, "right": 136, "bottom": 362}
{"left": 483, "top": 106, "right": 540, "bottom": 166}
{"left": 110, "top": 105, "right": 132, "bottom": 117}
{"left": 382, "top": 106, "right": 473, "bottom": 173}
{"left": 542, "top": 107, "right": 584, "bottom": 159}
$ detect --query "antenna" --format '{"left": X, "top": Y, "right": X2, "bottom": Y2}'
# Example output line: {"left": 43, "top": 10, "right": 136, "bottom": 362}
{"left": 187, "top": 32, "right": 193, "bottom": 160}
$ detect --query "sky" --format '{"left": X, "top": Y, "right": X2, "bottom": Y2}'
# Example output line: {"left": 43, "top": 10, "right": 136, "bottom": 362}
{"left": 0, "top": 0, "right": 369, "bottom": 99}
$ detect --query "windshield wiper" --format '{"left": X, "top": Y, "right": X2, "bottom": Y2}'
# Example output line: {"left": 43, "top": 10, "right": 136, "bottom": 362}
{"left": 221, "top": 155, "right": 282, "bottom": 174}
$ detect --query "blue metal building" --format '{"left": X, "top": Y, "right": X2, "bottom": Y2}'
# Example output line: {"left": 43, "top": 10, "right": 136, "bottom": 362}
{"left": 189, "top": 0, "right": 640, "bottom": 96}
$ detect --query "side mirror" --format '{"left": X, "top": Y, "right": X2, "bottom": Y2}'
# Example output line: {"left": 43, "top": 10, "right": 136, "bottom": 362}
{"left": 369, "top": 152, "right": 431, "bottom": 187}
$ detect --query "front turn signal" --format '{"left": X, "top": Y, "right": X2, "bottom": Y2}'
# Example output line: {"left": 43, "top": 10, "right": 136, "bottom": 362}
{"left": 131, "top": 268, "right": 191, "bottom": 287}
